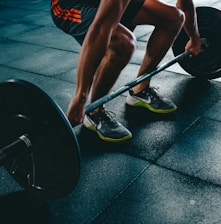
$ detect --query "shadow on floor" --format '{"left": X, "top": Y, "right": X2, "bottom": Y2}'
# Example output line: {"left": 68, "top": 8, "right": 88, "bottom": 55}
{"left": 0, "top": 190, "right": 49, "bottom": 224}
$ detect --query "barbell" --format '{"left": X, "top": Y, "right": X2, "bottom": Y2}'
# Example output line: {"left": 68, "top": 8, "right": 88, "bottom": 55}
{"left": 0, "top": 6, "right": 220, "bottom": 199}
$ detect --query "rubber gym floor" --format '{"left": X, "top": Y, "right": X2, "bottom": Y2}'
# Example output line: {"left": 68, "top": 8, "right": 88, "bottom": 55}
{"left": 0, "top": 0, "right": 221, "bottom": 223}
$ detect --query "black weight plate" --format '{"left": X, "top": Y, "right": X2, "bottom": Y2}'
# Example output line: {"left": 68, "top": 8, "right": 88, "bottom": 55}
{"left": 172, "top": 6, "right": 221, "bottom": 79}
{"left": 0, "top": 79, "right": 81, "bottom": 199}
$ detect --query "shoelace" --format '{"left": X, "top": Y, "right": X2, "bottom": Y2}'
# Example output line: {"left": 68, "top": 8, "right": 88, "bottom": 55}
{"left": 141, "top": 86, "right": 163, "bottom": 101}
{"left": 91, "top": 109, "right": 117, "bottom": 126}
{"left": 99, "top": 110, "right": 117, "bottom": 125}
{"left": 149, "top": 87, "right": 163, "bottom": 99}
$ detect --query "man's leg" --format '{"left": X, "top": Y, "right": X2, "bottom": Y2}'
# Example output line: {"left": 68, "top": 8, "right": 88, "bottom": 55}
{"left": 126, "top": 0, "right": 185, "bottom": 113}
{"left": 67, "top": 0, "right": 132, "bottom": 126}
{"left": 51, "top": 0, "right": 136, "bottom": 142}
{"left": 82, "top": 25, "right": 136, "bottom": 142}
{"left": 131, "top": 0, "right": 185, "bottom": 92}
{"left": 90, "top": 24, "right": 136, "bottom": 103}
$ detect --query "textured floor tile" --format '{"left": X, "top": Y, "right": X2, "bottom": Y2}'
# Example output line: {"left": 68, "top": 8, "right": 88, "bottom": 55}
{"left": 47, "top": 153, "right": 149, "bottom": 224}
{"left": 158, "top": 118, "right": 221, "bottom": 185}
{"left": 93, "top": 165, "right": 221, "bottom": 224}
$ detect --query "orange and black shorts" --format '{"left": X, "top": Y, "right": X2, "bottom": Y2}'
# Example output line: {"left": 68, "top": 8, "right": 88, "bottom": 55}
{"left": 51, "top": 0, "right": 144, "bottom": 45}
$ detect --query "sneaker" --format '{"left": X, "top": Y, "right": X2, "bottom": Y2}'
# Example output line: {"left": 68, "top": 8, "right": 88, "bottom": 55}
{"left": 126, "top": 86, "right": 177, "bottom": 113}
{"left": 83, "top": 109, "right": 132, "bottom": 142}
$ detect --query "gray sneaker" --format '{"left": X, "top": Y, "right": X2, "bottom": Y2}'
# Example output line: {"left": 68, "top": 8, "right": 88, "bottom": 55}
{"left": 126, "top": 87, "right": 177, "bottom": 113}
{"left": 83, "top": 109, "right": 132, "bottom": 142}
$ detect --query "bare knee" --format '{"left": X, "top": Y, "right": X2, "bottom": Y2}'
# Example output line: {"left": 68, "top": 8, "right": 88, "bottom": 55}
{"left": 109, "top": 30, "right": 136, "bottom": 66}
{"left": 170, "top": 7, "right": 185, "bottom": 33}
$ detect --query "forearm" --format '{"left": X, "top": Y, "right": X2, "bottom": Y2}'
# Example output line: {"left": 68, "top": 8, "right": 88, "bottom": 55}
{"left": 176, "top": 0, "right": 200, "bottom": 42}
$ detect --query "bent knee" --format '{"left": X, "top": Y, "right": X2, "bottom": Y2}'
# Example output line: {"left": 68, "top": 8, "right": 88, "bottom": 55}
{"left": 170, "top": 8, "right": 185, "bottom": 32}
{"left": 110, "top": 30, "right": 136, "bottom": 61}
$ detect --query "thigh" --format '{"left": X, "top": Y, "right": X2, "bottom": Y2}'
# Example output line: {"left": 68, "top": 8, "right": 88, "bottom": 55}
{"left": 121, "top": 0, "right": 145, "bottom": 31}
{"left": 132, "top": 0, "right": 179, "bottom": 26}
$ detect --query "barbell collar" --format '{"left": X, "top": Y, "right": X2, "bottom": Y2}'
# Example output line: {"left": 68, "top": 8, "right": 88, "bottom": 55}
{"left": 0, "top": 135, "right": 30, "bottom": 166}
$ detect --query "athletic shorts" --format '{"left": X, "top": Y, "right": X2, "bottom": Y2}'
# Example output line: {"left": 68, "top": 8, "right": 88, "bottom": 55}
{"left": 51, "top": 0, "right": 145, "bottom": 45}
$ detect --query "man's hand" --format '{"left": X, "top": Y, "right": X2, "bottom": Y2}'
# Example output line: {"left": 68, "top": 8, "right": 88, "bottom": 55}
{"left": 185, "top": 38, "right": 201, "bottom": 56}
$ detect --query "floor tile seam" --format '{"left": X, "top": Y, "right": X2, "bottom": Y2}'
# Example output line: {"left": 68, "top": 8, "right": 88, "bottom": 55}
{"left": 51, "top": 74, "right": 76, "bottom": 84}
{"left": 91, "top": 161, "right": 221, "bottom": 223}
{"left": 0, "top": 63, "right": 76, "bottom": 86}
{"left": 175, "top": 116, "right": 201, "bottom": 139}
{"left": 124, "top": 152, "right": 157, "bottom": 164}
{"left": 149, "top": 116, "right": 202, "bottom": 164}
{"left": 0, "top": 18, "right": 55, "bottom": 29}
{"left": 0, "top": 4, "right": 50, "bottom": 13}
{"left": 7, "top": 38, "right": 79, "bottom": 54}
{"left": 153, "top": 162, "right": 221, "bottom": 189}
{"left": 0, "top": 42, "right": 47, "bottom": 62}
{"left": 201, "top": 95, "right": 221, "bottom": 122}
{"left": 0, "top": 14, "right": 57, "bottom": 30}
{"left": 0, "top": 36, "right": 79, "bottom": 54}
{"left": 0, "top": 58, "right": 78, "bottom": 83}
{"left": 1, "top": 36, "right": 45, "bottom": 47}
{"left": 0, "top": 63, "right": 54, "bottom": 79}
{"left": 90, "top": 163, "right": 151, "bottom": 223}
{"left": 0, "top": 25, "right": 44, "bottom": 38}
{"left": 202, "top": 115, "right": 221, "bottom": 124}
{"left": 147, "top": 113, "right": 221, "bottom": 167}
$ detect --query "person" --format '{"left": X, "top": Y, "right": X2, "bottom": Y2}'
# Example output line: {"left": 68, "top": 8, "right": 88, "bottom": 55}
{"left": 51, "top": 0, "right": 201, "bottom": 142}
